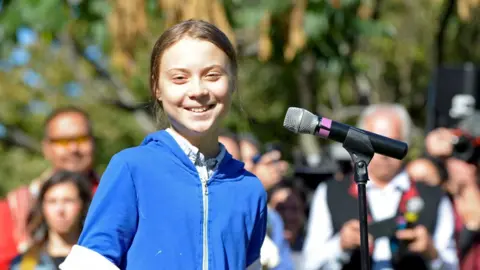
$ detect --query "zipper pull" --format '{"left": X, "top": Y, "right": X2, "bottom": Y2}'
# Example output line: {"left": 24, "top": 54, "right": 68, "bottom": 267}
{"left": 204, "top": 181, "right": 208, "bottom": 195}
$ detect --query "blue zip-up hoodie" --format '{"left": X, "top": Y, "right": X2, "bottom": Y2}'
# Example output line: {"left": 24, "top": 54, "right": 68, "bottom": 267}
{"left": 76, "top": 130, "right": 267, "bottom": 269}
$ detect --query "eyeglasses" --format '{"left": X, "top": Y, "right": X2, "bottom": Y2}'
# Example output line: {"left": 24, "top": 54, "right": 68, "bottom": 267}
{"left": 48, "top": 135, "right": 92, "bottom": 147}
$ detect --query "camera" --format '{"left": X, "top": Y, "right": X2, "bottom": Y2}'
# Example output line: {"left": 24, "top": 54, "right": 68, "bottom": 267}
{"left": 451, "top": 129, "right": 480, "bottom": 164}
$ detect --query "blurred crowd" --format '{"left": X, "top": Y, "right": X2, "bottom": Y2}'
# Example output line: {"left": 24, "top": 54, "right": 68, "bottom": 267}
{"left": 0, "top": 103, "right": 479, "bottom": 270}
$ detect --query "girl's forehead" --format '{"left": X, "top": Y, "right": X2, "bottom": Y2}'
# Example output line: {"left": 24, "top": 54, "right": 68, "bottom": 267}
{"left": 160, "top": 37, "right": 229, "bottom": 69}
{"left": 44, "top": 182, "right": 78, "bottom": 197}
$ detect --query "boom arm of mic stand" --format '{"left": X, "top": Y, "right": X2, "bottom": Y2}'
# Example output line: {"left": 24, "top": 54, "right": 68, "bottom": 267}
{"left": 342, "top": 128, "right": 375, "bottom": 270}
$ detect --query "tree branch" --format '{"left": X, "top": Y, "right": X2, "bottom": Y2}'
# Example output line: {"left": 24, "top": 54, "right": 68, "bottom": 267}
{"left": 318, "top": 105, "right": 367, "bottom": 122}
{"left": 296, "top": 52, "right": 323, "bottom": 166}
{"left": 58, "top": 27, "right": 91, "bottom": 86}
{"left": 371, "top": 0, "right": 384, "bottom": 20}
{"left": 344, "top": 0, "right": 384, "bottom": 105}
{"left": 326, "top": 75, "right": 342, "bottom": 111}
{"left": 296, "top": 52, "right": 317, "bottom": 112}
{"left": 0, "top": 123, "right": 41, "bottom": 153}
{"left": 101, "top": 98, "right": 151, "bottom": 112}
{"left": 435, "top": 0, "right": 456, "bottom": 66}
{"left": 69, "top": 40, "right": 157, "bottom": 133}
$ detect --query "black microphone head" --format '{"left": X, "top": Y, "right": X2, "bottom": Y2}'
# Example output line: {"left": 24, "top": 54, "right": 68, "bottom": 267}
{"left": 283, "top": 107, "right": 319, "bottom": 134}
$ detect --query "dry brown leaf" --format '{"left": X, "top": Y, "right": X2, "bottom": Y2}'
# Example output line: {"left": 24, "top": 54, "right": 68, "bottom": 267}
{"left": 111, "top": 49, "right": 129, "bottom": 71}
{"left": 135, "top": 0, "right": 148, "bottom": 37}
{"left": 211, "top": 0, "right": 237, "bottom": 46}
{"left": 158, "top": 0, "right": 183, "bottom": 28}
{"left": 108, "top": 0, "right": 148, "bottom": 74}
{"left": 259, "top": 11, "right": 273, "bottom": 62}
{"left": 158, "top": 0, "right": 177, "bottom": 9}
{"left": 331, "top": 0, "right": 341, "bottom": 9}
{"left": 284, "top": 0, "right": 306, "bottom": 62}
{"left": 467, "top": 0, "right": 479, "bottom": 7}
{"left": 197, "top": 0, "right": 211, "bottom": 21}
{"left": 157, "top": 0, "right": 236, "bottom": 46}
{"left": 182, "top": 0, "right": 199, "bottom": 20}
{"left": 457, "top": 0, "right": 471, "bottom": 21}
{"left": 357, "top": 3, "right": 373, "bottom": 20}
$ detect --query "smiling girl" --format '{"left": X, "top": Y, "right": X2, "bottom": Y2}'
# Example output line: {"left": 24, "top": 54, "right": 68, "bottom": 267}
{"left": 60, "top": 20, "right": 267, "bottom": 270}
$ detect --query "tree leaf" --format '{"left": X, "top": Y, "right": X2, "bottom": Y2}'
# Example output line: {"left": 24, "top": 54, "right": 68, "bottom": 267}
{"left": 233, "top": 7, "right": 266, "bottom": 28}
{"left": 304, "top": 11, "right": 329, "bottom": 39}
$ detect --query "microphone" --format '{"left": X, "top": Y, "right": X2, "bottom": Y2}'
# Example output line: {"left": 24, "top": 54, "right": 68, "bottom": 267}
{"left": 391, "top": 197, "right": 424, "bottom": 260}
{"left": 283, "top": 107, "right": 408, "bottom": 160}
{"left": 404, "top": 197, "right": 424, "bottom": 228}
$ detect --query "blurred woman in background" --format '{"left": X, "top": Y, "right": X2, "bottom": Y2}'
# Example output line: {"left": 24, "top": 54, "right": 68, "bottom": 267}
{"left": 10, "top": 171, "right": 92, "bottom": 270}
{"left": 269, "top": 180, "right": 308, "bottom": 269}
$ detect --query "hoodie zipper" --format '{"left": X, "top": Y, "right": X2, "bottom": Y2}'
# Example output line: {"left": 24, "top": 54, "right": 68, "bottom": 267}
{"left": 201, "top": 175, "right": 209, "bottom": 270}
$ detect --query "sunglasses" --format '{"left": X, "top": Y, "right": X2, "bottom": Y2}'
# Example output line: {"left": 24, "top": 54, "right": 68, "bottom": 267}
{"left": 48, "top": 135, "right": 92, "bottom": 147}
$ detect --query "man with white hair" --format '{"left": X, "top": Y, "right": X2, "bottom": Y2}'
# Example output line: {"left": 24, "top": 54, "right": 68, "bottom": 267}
{"left": 303, "top": 104, "right": 458, "bottom": 270}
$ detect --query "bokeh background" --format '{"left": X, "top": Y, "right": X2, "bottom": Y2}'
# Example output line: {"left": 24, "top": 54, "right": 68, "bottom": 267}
{"left": 1, "top": 0, "right": 479, "bottom": 196}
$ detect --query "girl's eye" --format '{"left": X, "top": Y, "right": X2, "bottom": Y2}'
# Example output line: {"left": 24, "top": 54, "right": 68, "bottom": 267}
{"left": 206, "top": 73, "right": 221, "bottom": 80}
{"left": 172, "top": 75, "right": 187, "bottom": 83}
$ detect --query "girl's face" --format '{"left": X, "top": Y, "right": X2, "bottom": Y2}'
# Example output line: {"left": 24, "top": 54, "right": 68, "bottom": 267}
{"left": 270, "top": 188, "right": 305, "bottom": 243}
{"left": 42, "top": 181, "right": 83, "bottom": 235}
{"left": 157, "top": 37, "right": 232, "bottom": 137}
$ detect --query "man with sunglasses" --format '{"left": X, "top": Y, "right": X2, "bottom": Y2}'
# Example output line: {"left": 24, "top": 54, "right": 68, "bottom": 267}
{"left": 0, "top": 106, "right": 98, "bottom": 269}
{"left": 31, "top": 107, "right": 97, "bottom": 196}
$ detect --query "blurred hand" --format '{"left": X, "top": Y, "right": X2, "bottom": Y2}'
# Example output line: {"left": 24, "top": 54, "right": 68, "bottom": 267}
{"left": 6, "top": 186, "right": 33, "bottom": 249}
{"left": 396, "top": 225, "right": 437, "bottom": 260}
{"left": 425, "top": 128, "right": 454, "bottom": 158}
{"left": 260, "top": 235, "right": 280, "bottom": 269}
{"left": 252, "top": 150, "right": 289, "bottom": 191}
{"left": 339, "top": 219, "right": 374, "bottom": 251}
{"left": 455, "top": 185, "right": 480, "bottom": 231}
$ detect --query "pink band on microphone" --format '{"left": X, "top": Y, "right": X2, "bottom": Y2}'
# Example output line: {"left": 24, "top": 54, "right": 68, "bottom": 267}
{"left": 321, "top": 117, "right": 332, "bottom": 128}
{"left": 317, "top": 117, "right": 332, "bottom": 138}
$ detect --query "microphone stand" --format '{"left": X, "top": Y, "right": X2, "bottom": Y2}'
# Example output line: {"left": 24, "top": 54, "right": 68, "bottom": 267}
{"left": 342, "top": 128, "right": 375, "bottom": 270}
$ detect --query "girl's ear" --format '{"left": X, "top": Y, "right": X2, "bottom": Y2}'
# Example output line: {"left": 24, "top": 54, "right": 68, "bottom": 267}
{"left": 152, "top": 73, "right": 162, "bottom": 100}
{"left": 155, "top": 86, "right": 162, "bottom": 101}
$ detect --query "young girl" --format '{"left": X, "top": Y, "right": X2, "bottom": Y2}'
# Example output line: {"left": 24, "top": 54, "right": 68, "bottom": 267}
{"left": 10, "top": 171, "right": 92, "bottom": 270}
{"left": 60, "top": 20, "right": 267, "bottom": 270}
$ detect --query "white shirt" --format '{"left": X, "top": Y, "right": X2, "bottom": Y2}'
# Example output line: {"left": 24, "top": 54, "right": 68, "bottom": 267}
{"left": 302, "top": 171, "right": 458, "bottom": 270}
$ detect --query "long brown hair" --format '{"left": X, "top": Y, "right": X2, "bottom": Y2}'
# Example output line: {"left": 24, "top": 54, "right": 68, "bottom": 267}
{"left": 149, "top": 19, "right": 238, "bottom": 126}
{"left": 26, "top": 170, "right": 92, "bottom": 247}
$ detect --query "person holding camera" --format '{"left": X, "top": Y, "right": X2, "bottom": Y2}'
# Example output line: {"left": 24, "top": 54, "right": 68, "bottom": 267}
{"left": 425, "top": 112, "right": 480, "bottom": 270}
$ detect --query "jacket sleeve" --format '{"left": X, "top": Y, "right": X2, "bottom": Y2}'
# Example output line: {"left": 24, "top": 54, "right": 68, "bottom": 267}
{"left": 246, "top": 202, "right": 267, "bottom": 268}
{"left": 61, "top": 154, "right": 138, "bottom": 268}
